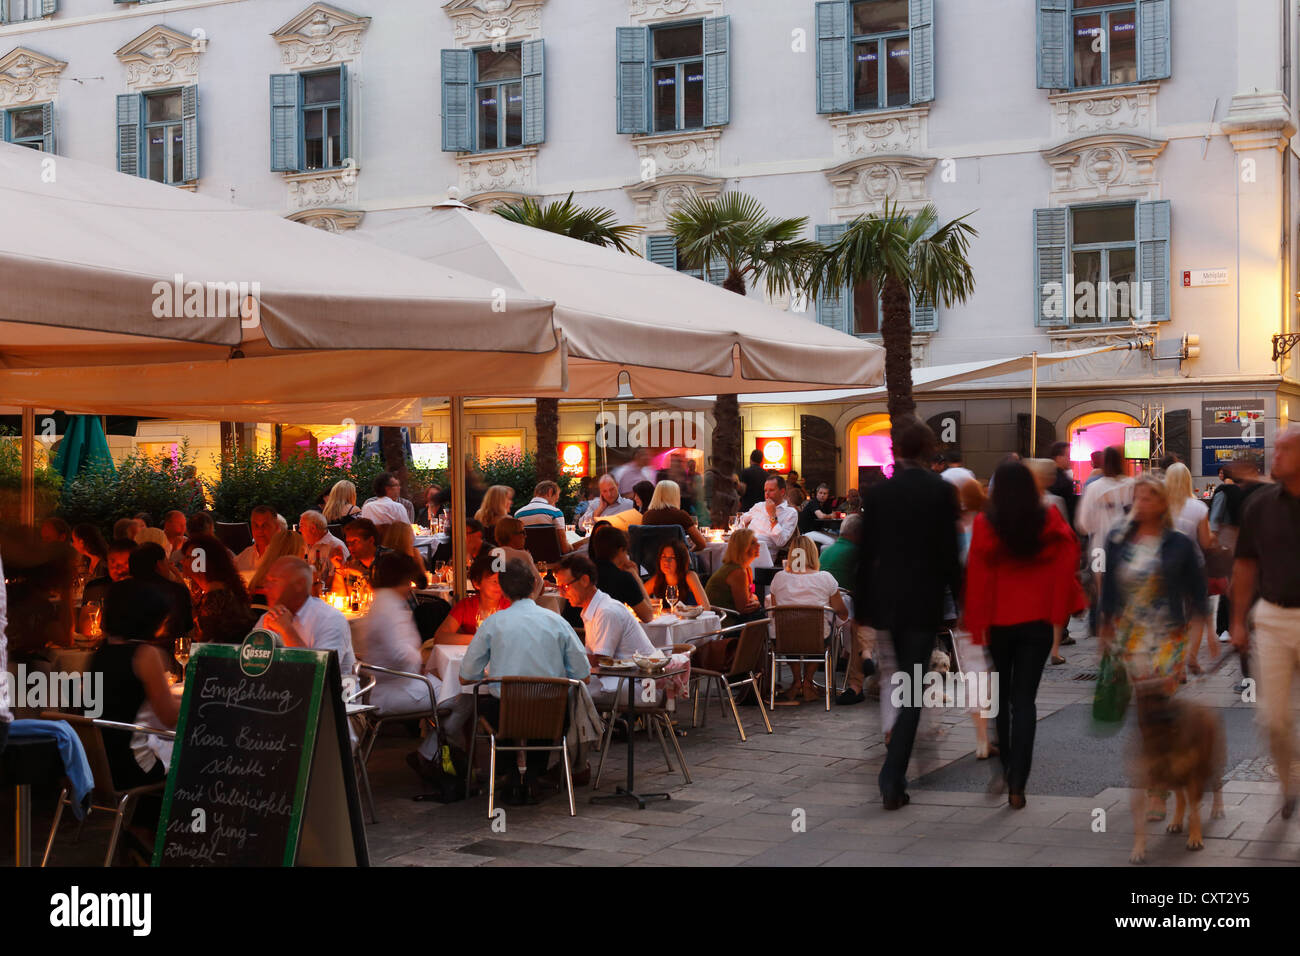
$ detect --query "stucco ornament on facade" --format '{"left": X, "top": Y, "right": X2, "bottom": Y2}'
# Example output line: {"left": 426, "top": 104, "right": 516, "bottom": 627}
{"left": 115, "top": 25, "right": 203, "bottom": 92}
{"left": 1041, "top": 133, "right": 1166, "bottom": 204}
{"left": 272, "top": 3, "right": 371, "bottom": 69}
{"left": 632, "top": 127, "right": 720, "bottom": 177}
{"left": 826, "top": 155, "right": 936, "bottom": 216}
{"left": 1048, "top": 83, "right": 1157, "bottom": 139}
{"left": 624, "top": 173, "right": 724, "bottom": 227}
{"left": 628, "top": 0, "right": 723, "bottom": 25}
{"left": 0, "top": 48, "right": 65, "bottom": 107}
{"left": 829, "top": 105, "right": 929, "bottom": 158}
{"left": 443, "top": 0, "right": 545, "bottom": 46}
{"left": 286, "top": 207, "right": 365, "bottom": 232}
{"left": 285, "top": 166, "right": 359, "bottom": 211}
{"left": 457, "top": 146, "right": 538, "bottom": 195}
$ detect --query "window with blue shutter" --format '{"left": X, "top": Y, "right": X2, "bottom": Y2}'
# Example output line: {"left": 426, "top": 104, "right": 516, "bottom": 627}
{"left": 442, "top": 42, "right": 545, "bottom": 153}
{"left": 116, "top": 93, "right": 140, "bottom": 176}
{"left": 181, "top": 84, "right": 198, "bottom": 183}
{"left": 1033, "top": 207, "right": 1069, "bottom": 326}
{"left": 647, "top": 234, "right": 727, "bottom": 287}
{"left": 619, "top": 17, "right": 730, "bottom": 134}
{"left": 818, "top": 0, "right": 933, "bottom": 113}
{"left": 0, "top": 0, "right": 55, "bottom": 24}
{"left": 1136, "top": 199, "right": 1170, "bottom": 322}
{"left": 1039, "top": 0, "right": 1165, "bottom": 90}
{"left": 4, "top": 103, "right": 52, "bottom": 152}
{"left": 815, "top": 223, "right": 850, "bottom": 331}
{"left": 268, "top": 67, "right": 349, "bottom": 172}
{"left": 270, "top": 73, "right": 301, "bottom": 171}
{"left": 128, "top": 86, "right": 196, "bottom": 185}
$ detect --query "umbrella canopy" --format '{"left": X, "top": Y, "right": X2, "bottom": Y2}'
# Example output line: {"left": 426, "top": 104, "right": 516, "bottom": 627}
{"left": 50, "top": 415, "right": 113, "bottom": 483}
{"left": 360, "top": 202, "right": 885, "bottom": 399}
{"left": 0, "top": 141, "right": 561, "bottom": 412}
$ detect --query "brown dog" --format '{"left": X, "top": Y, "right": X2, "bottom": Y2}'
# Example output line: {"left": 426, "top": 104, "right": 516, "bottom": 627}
{"left": 1129, "top": 690, "right": 1226, "bottom": 864}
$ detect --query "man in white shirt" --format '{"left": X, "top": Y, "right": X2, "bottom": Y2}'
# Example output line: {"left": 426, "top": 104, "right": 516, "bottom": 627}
{"left": 162, "top": 510, "right": 188, "bottom": 558}
{"left": 234, "top": 505, "right": 279, "bottom": 573}
{"left": 257, "top": 556, "right": 356, "bottom": 675}
{"left": 361, "top": 471, "right": 413, "bottom": 527}
{"left": 555, "top": 554, "right": 660, "bottom": 705}
{"left": 300, "top": 510, "right": 349, "bottom": 589}
{"left": 583, "top": 474, "right": 638, "bottom": 530}
{"left": 740, "top": 475, "right": 799, "bottom": 550}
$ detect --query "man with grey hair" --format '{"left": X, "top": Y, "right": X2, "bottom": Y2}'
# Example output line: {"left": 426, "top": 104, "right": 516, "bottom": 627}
{"left": 1232, "top": 424, "right": 1300, "bottom": 818}
{"left": 257, "top": 556, "right": 355, "bottom": 675}
{"left": 300, "top": 509, "right": 348, "bottom": 589}
{"left": 581, "top": 473, "right": 636, "bottom": 531}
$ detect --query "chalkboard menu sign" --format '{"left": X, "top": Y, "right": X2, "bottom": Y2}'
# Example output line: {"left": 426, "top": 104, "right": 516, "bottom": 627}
{"left": 152, "top": 635, "right": 369, "bottom": 866}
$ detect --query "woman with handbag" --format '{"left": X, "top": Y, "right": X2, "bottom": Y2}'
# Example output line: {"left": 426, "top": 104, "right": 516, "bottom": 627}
{"left": 1165, "top": 463, "right": 1219, "bottom": 675}
{"left": 964, "top": 462, "right": 1084, "bottom": 809}
{"left": 1101, "top": 472, "right": 1208, "bottom": 821}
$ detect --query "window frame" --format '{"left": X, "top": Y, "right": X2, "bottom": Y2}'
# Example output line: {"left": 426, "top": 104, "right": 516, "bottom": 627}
{"left": 471, "top": 43, "right": 525, "bottom": 153}
{"left": 141, "top": 87, "right": 185, "bottom": 185}
{"left": 0, "top": 0, "right": 47, "bottom": 24}
{"left": 649, "top": 19, "right": 706, "bottom": 134}
{"left": 849, "top": 0, "right": 910, "bottom": 113}
{"left": 4, "top": 105, "right": 46, "bottom": 150}
{"left": 1067, "top": 200, "right": 1138, "bottom": 326}
{"left": 299, "top": 66, "right": 344, "bottom": 172}
{"left": 1069, "top": 0, "right": 1138, "bottom": 91}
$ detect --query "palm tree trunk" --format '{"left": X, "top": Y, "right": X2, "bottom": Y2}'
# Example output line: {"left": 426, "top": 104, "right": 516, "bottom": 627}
{"left": 880, "top": 274, "right": 916, "bottom": 436}
{"left": 712, "top": 268, "right": 746, "bottom": 487}
{"left": 535, "top": 397, "right": 559, "bottom": 483}
{"left": 380, "top": 427, "right": 409, "bottom": 496}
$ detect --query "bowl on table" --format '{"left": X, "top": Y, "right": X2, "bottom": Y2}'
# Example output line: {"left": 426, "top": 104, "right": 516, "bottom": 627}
{"left": 632, "top": 653, "right": 668, "bottom": 674}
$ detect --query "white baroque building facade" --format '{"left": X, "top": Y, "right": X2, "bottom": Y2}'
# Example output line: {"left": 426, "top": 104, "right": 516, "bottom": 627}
{"left": 3, "top": 0, "right": 1298, "bottom": 490}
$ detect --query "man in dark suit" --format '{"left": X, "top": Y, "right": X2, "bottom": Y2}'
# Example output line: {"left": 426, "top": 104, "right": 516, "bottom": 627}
{"left": 856, "top": 417, "right": 962, "bottom": 810}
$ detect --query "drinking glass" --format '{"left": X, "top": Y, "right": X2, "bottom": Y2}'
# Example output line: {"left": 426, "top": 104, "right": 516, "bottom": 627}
{"left": 175, "top": 635, "right": 191, "bottom": 671}
{"left": 84, "top": 600, "right": 103, "bottom": 638}
{"left": 664, "top": 585, "right": 679, "bottom": 608}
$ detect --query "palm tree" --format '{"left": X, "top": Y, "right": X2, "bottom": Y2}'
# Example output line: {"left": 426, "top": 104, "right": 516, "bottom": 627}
{"left": 494, "top": 193, "right": 642, "bottom": 481}
{"left": 808, "top": 201, "right": 977, "bottom": 439}
{"left": 666, "top": 192, "right": 822, "bottom": 495}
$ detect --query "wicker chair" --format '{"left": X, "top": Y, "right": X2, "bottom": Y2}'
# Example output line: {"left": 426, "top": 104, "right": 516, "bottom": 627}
{"left": 769, "top": 605, "right": 836, "bottom": 711}
{"left": 466, "top": 677, "right": 582, "bottom": 817}
{"left": 690, "top": 619, "right": 773, "bottom": 741}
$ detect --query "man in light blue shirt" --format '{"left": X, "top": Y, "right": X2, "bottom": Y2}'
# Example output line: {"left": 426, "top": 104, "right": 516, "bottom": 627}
{"left": 460, "top": 557, "right": 590, "bottom": 800}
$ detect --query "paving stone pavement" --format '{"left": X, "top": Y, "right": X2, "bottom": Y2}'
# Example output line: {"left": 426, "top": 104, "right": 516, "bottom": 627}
{"left": 361, "top": 620, "right": 1298, "bottom": 867}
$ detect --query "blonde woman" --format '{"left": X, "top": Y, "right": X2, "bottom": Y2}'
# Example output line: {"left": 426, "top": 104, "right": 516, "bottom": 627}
{"left": 473, "top": 484, "right": 515, "bottom": 546}
{"left": 248, "top": 529, "right": 306, "bottom": 597}
{"left": 1166, "top": 462, "right": 1218, "bottom": 674}
{"left": 767, "top": 534, "right": 849, "bottom": 703}
{"left": 704, "top": 527, "right": 762, "bottom": 620}
{"left": 642, "top": 479, "right": 708, "bottom": 549}
{"left": 380, "top": 522, "right": 430, "bottom": 585}
{"left": 323, "top": 480, "right": 363, "bottom": 524}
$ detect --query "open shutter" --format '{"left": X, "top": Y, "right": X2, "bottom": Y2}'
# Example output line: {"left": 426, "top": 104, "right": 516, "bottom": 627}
{"left": 1137, "top": 0, "right": 1171, "bottom": 81}
{"left": 336, "top": 63, "right": 349, "bottom": 164}
{"left": 440, "top": 49, "right": 473, "bottom": 152}
{"left": 616, "top": 26, "right": 649, "bottom": 134}
{"left": 269, "top": 73, "right": 301, "bottom": 171}
{"left": 911, "top": 220, "right": 939, "bottom": 331}
{"left": 521, "top": 38, "right": 545, "bottom": 145}
{"left": 181, "top": 85, "right": 198, "bottom": 182}
{"left": 645, "top": 235, "right": 678, "bottom": 270}
{"left": 1034, "top": 207, "right": 1069, "bottom": 327}
{"left": 815, "top": 1, "right": 850, "bottom": 114}
{"left": 1036, "top": 0, "right": 1069, "bottom": 89}
{"left": 116, "top": 93, "right": 140, "bottom": 177}
{"left": 909, "top": 0, "right": 935, "bottom": 104}
{"left": 815, "top": 223, "right": 850, "bottom": 331}
{"left": 703, "top": 16, "right": 730, "bottom": 127}
{"left": 41, "top": 0, "right": 56, "bottom": 15}
{"left": 40, "top": 101, "right": 54, "bottom": 153}
{"left": 1136, "top": 200, "right": 1171, "bottom": 322}
{"left": 706, "top": 257, "right": 728, "bottom": 287}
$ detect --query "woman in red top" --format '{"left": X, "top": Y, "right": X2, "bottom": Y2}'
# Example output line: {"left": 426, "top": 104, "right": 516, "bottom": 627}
{"left": 963, "top": 461, "right": 1083, "bottom": 809}
{"left": 433, "top": 552, "right": 511, "bottom": 645}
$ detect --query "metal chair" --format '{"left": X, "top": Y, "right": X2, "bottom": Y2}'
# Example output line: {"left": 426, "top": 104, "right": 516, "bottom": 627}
{"left": 627, "top": 524, "right": 686, "bottom": 575}
{"left": 214, "top": 520, "right": 253, "bottom": 554}
{"left": 690, "top": 620, "right": 773, "bottom": 741}
{"left": 769, "top": 605, "right": 836, "bottom": 711}
{"left": 39, "top": 713, "right": 174, "bottom": 867}
{"left": 522, "top": 525, "right": 564, "bottom": 564}
{"left": 352, "top": 662, "right": 440, "bottom": 824}
{"left": 465, "top": 677, "right": 582, "bottom": 818}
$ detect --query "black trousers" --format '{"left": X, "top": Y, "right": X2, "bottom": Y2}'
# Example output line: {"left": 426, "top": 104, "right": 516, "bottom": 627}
{"left": 987, "top": 620, "right": 1053, "bottom": 793}
{"left": 878, "top": 628, "right": 936, "bottom": 800}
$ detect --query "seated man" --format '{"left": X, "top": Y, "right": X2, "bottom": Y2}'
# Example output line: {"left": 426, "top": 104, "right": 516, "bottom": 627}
{"left": 361, "top": 471, "right": 414, "bottom": 527}
{"left": 555, "top": 554, "right": 660, "bottom": 707}
{"left": 161, "top": 509, "right": 188, "bottom": 558}
{"left": 82, "top": 537, "right": 137, "bottom": 611}
{"left": 515, "top": 480, "right": 571, "bottom": 555}
{"left": 582, "top": 474, "right": 637, "bottom": 531}
{"left": 300, "top": 509, "right": 349, "bottom": 590}
{"left": 234, "top": 505, "right": 279, "bottom": 573}
{"left": 337, "top": 518, "right": 390, "bottom": 585}
{"left": 257, "top": 556, "right": 356, "bottom": 676}
{"left": 739, "top": 475, "right": 798, "bottom": 551}
{"left": 459, "top": 558, "right": 591, "bottom": 799}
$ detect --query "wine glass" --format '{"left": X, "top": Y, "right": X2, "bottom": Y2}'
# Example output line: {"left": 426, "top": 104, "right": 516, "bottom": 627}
{"left": 175, "top": 635, "right": 191, "bottom": 672}
{"left": 664, "top": 585, "right": 679, "bottom": 609}
{"left": 84, "top": 600, "right": 103, "bottom": 638}
{"left": 434, "top": 560, "right": 446, "bottom": 583}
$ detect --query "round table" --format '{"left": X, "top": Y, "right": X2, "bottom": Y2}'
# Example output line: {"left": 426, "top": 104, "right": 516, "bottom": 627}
{"left": 640, "top": 610, "right": 722, "bottom": 650}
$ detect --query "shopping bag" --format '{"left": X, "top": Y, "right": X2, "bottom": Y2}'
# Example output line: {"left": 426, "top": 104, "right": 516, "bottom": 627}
{"left": 1091, "top": 648, "right": 1131, "bottom": 729}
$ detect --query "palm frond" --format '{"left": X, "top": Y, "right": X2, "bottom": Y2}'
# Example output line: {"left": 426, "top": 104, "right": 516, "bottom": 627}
{"left": 494, "top": 192, "right": 642, "bottom": 253}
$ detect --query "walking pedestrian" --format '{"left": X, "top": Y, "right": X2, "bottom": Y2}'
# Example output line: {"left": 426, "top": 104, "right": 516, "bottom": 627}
{"left": 856, "top": 418, "right": 961, "bottom": 810}
{"left": 963, "top": 461, "right": 1083, "bottom": 808}
{"left": 1166, "top": 462, "right": 1218, "bottom": 674}
{"left": 1076, "top": 445, "right": 1134, "bottom": 636}
{"left": 1231, "top": 425, "right": 1300, "bottom": 818}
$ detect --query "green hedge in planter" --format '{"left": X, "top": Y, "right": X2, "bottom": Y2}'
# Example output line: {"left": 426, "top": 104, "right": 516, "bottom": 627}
{"left": 478, "top": 448, "right": 577, "bottom": 519}
{"left": 57, "top": 447, "right": 203, "bottom": 532}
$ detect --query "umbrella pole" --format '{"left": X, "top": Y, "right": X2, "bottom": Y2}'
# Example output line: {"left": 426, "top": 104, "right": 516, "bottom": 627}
{"left": 21, "top": 406, "right": 35, "bottom": 528}
{"left": 450, "top": 396, "right": 467, "bottom": 602}
{"left": 1030, "top": 351, "right": 1039, "bottom": 456}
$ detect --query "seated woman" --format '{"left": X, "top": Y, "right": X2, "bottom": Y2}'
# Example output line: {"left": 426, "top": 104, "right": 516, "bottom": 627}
{"left": 641, "top": 480, "right": 708, "bottom": 550}
{"left": 180, "top": 534, "right": 255, "bottom": 644}
{"left": 645, "top": 539, "right": 710, "bottom": 610}
{"left": 631, "top": 480, "right": 656, "bottom": 515}
{"left": 589, "top": 524, "right": 655, "bottom": 622}
{"left": 433, "top": 551, "right": 511, "bottom": 646}
{"left": 91, "top": 578, "right": 182, "bottom": 796}
{"left": 767, "top": 533, "right": 850, "bottom": 703}
{"left": 489, "top": 516, "right": 545, "bottom": 598}
{"left": 473, "top": 484, "right": 515, "bottom": 548}
{"left": 380, "top": 521, "right": 431, "bottom": 586}
{"left": 358, "top": 552, "right": 436, "bottom": 716}
{"left": 71, "top": 522, "right": 109, "bottom": 582}
{"left": 323, "top": 479, "right": 364, "bottom": 527}
{"left": 704, "top": 528, "right": 763, "bottom": 621}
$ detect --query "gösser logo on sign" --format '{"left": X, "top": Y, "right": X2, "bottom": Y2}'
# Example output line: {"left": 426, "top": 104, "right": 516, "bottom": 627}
{"left": 239, "top": 630, "right": 276, "bottom": 677}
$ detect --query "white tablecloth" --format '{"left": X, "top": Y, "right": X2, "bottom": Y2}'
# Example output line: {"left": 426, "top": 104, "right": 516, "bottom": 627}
{"left": 428, "top": 644, "right": 469, "bottom": 705}
{"left": 640, "top": 610, "right": 722, "bottom": 650}
{"left": 696, "top": 540, "right": 773, "bottom": 577}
